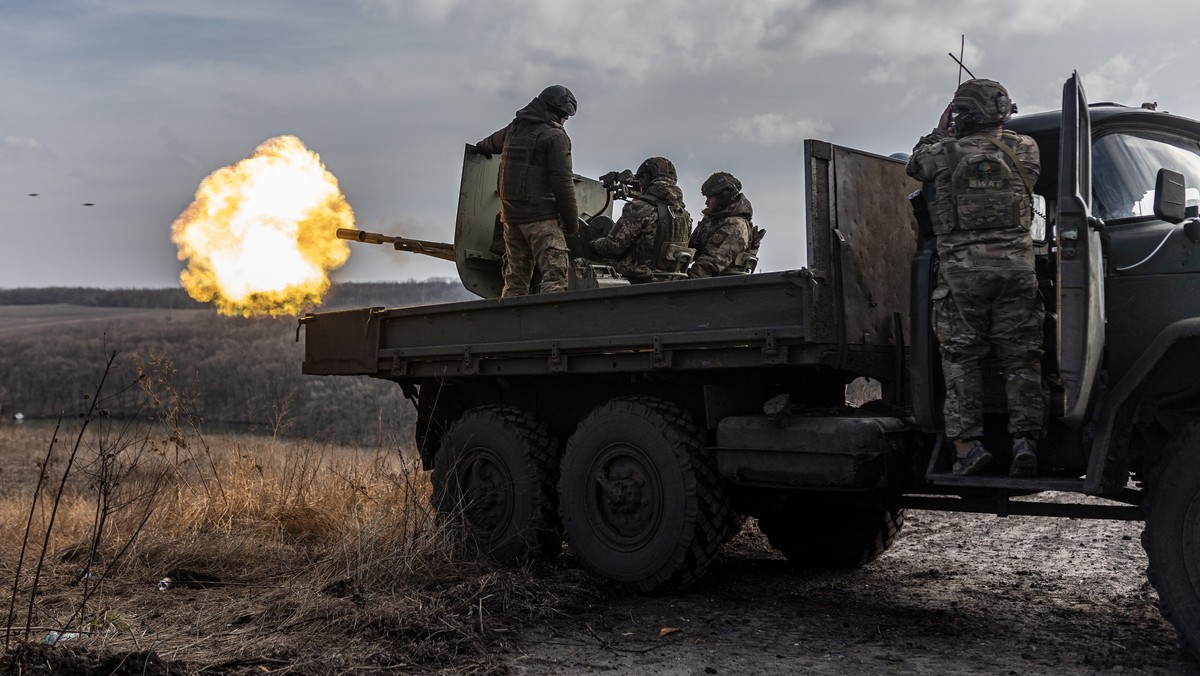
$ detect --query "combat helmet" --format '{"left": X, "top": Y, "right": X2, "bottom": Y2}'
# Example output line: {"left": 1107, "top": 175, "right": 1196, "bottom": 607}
{"left": 952, "top": 78, "right": 1013, "bottom": 133}
{"left": 538, "top": 85, "right": 578, "bottom": 117}
{"left": 635, "top": 157, "right": 677, "bottom": 187}
{"left": 702, "top": 171, "right": 742, "bottom": 208}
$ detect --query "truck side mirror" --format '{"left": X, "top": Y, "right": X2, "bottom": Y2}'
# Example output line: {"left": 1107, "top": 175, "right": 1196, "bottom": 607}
{"left": 1182, "top": 205, "right": 1200, "bottom": 243}
{"left": 1186, "top": 219, "right": 1200, "bottom": 244}
{"left": 1154, "top": 168, "right": 1187, "bottom": 224}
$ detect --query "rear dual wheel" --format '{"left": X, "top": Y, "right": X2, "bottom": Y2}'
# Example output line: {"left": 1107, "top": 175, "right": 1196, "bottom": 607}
{"left": 558, "top": 397, "right": 732, "bottom": 593}
{"left": 431, "top": 406, "right": 560, "bottom": 563}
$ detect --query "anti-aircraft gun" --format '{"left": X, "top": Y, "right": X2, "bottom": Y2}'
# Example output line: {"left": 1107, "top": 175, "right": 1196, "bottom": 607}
{"left": 338, "top": 144, "right": 632, "bottom": 297}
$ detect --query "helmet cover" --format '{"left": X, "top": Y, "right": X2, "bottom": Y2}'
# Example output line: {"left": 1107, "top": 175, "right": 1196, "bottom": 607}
{"left": 538, "top": 85, "right": 577, "bottom": 117}
{"left": 636, "top": 156, "right": 677, "bottom": 185}
{"left": 952, "top": 78, "right": 1012, "bottom": 132}
{"left": 701, "top": 171, "right": 742, "bottom": 205}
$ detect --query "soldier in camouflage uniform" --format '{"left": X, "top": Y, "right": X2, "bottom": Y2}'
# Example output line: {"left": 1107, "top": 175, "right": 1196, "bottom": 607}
{"left": 475, "top": 85, "right": 579, "bottom": 296}
{"left": 590, "top": 157, "right": 693, "bottom": 283}
{"left": 688, "top": 172, "right": 765, "bottom": 278}
{"left": 906, "top": 78, "right": 1045, "bottom": 477}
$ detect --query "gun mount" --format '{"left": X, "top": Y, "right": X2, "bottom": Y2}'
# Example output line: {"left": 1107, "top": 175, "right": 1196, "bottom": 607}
{"left": 340, "top": 148, "right": 633, "bottom": 299}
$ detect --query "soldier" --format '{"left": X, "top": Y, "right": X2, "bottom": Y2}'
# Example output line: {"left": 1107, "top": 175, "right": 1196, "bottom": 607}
{"left": 590, "top": 157, "right": 693, "bottom": 282}
{"left": 687, "top": 172, "right": 765, "bottom": 278}
{"left": 905, "top": 78, "right": 1045, "bottom": 477}
{"left": 475, "top": 85, "right": 579, "bottom": 296}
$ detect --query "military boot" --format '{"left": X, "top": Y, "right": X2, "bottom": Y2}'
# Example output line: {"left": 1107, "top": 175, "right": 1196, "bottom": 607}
{"left": 1010, "top": 436, "right": 1038, "bottom": 477}
{"left": 952, "top": 439, "right": 992, "bottom": 476}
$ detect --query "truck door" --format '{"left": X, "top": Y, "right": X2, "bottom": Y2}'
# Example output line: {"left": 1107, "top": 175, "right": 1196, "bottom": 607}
{"left": 1056, "top": 72, "right": 1106, "bottom": 426}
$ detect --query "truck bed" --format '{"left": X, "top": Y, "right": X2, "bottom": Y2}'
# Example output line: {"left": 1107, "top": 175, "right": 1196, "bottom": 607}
{"left": 301, "top": 141, "right": 919, "bottom": 387}
{"left": 301, "top": 268, "right": 904, "bottom": 380}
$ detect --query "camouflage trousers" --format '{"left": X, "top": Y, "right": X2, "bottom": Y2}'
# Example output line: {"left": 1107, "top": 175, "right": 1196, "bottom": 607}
{"left": 933, "top": 264, "right": 1045, "bottom": 441}
{"left": 502, "top": 218, "right": 569, "bottom": 297}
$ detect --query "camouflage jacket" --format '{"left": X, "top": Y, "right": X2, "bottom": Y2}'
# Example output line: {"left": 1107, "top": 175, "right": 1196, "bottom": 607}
{"left": 590, "top": 178, "right": 691, "bottom": 282}
{"left": 476, "top": 98, "right": 578, "bottom": 229}
{"left": 687, "top": 194, "right": 754, "bottom": 278}
{"left": 906, "top": 126, "right": 1041, "bottom": 270}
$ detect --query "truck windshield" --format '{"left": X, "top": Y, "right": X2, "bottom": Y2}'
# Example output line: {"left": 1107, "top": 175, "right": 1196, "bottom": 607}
{"left": 1092, "top": 131, "right": 1200, "bottom": 221}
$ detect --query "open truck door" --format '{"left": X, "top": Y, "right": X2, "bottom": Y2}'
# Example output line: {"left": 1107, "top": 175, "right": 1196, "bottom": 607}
{"left": 1056, "top": 73, "right": 1106, "bottom": 426}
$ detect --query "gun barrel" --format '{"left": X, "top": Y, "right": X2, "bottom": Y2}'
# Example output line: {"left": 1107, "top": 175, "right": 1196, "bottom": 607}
{"left": 337, "top": 228, "right": 455, "bottom": 262}
{"left": 337, "top": 228, "right": 391, "bottom": 245}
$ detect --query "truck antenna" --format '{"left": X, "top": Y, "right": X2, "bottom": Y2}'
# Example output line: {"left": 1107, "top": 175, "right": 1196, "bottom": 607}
{"left": 948, "top": 35, "right": 976, "bottom": 85}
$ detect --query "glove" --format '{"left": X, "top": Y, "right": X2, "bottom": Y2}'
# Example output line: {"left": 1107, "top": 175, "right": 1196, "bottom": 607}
{"left": 472, "top": 144, "right": 493, "bottom": 159}
{"left": 599, "top": 170, "right": 621, "bottom": 189}
{"left": 561, "top": 216, "right": 581, "bottom": 237}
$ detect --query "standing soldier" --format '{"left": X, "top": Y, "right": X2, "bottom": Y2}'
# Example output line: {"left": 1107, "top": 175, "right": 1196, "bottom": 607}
{"left": 475, "top": 85, "right": 579, "bottom": 296}
{"left": 906, "top": 78, "right": 1045, "bottom": 477}
{"left": 687, "top": 172, "right": 765, "bottom": 278}
{"left": 590, "top": 157, "right": 693, "bottom": 282}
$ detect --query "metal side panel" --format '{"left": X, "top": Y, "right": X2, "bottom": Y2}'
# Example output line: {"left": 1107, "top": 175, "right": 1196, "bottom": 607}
{"left": 454, "top": 146, "right": 504, "bottom": 299}
{"left": 376, "top": 270, "right": 814, "bottom": 353}
{"left": 830, "top": 145, "right": 922, "bottom": 347}
{"left": 715, "top": 414, "right": 913, "bottom": 489}
{"left": 805, "top": 140, "right": 838, "bottom": 346}
{"left": 805, "top": 140, "right": 921, "bottom": 360}
{"left": 300, "top": 307, "right": 384, "bottom": 375}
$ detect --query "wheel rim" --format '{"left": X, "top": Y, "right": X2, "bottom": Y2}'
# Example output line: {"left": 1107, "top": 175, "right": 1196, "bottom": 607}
{"left": 454, "top": 446, "right": 515, "bottom": 539}
{"left": 1184, "top": 490, "right": 1200, "bottom": 593}
{"left": 584, "top": 442, "right": 663, "bottom": 550}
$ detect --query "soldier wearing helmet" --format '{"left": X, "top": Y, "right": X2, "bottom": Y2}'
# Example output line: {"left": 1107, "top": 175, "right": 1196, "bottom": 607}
{"left": 475, "top": 85, "right": 579, "bottom": 296}
{"left": 687, "top": 172, "right": 765, "bottom": 278}
{"left": 589, "top": 157, "right": 693, "bottom": 282}
{"left": 906, "top": 78, "right": 1045, "bottom": 477}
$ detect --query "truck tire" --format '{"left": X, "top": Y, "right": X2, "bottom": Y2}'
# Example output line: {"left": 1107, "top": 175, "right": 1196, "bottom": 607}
{"left": 1142, "top": 421, "right": 1200, "bottom": 655}
{"left": 558, "top": 397, "right": 732, "bottom": 593}
{"left": 431, "top": 406, "right": 560, "bottom": 564}
{"left": 757, "top": 499, "right": 904, "bottom": 569}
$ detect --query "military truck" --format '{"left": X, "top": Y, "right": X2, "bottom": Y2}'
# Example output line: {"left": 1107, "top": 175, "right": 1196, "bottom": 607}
{"left": 299, "top": 73, "right": 1200, "bottom": 652}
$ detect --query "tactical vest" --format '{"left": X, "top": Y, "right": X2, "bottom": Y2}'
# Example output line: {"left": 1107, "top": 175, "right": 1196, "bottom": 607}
{"left": 498, "top": 122, "right": 552, "bottom": 201}
{"left": 937, "top": 135, "right": 1033, "bottom": 236}
{"left": 636, "top": 193, "right": 690, "bottom": 269}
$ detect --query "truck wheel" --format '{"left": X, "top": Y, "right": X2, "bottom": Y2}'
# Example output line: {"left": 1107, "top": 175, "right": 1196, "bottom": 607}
{"left": 757, "top": 499, "right": 904, "bottom": 568}
{"left": 558, "top": 397, "right": 731, "bottom": 593}
{"left": 1142, "top": 421, "right": 1200, "bottom": 655}
{"left": 431, "top": 406, "right": 560, "bottom": 564}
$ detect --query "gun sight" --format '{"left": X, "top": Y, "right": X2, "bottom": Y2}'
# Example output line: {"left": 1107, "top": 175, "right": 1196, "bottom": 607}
{"left": 599, "top": 169, "right": 638, "bottom": 201}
